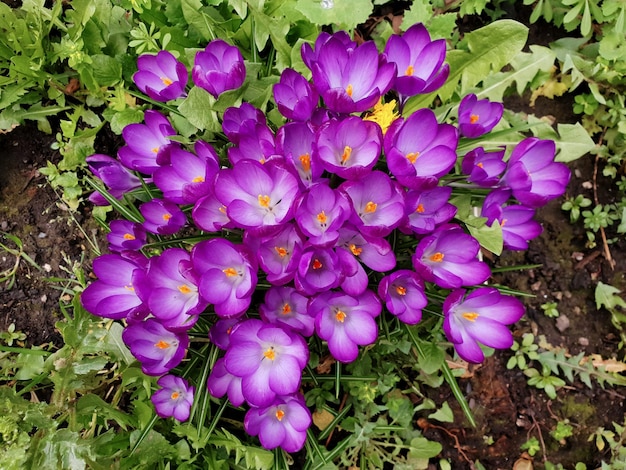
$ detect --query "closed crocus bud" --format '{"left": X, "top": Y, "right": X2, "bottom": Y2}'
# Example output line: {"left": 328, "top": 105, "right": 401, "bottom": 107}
{"left": 458, "top": 93, "right": 504, "bottom": 138}
{"left": 133, "top": 50, "right": 188, "bottom": 102}
{"left": 273, "top": 68, "right": 319, "bottom": 121}
{"left": 86, "top": 154, "right": 142, "bottom": 205}
{"left": 192, "top": 39, "right": 246, "bottom": 98}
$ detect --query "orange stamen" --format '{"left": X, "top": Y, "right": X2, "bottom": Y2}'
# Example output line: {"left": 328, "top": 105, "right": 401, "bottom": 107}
{"left": 346, "top": 84, "right": 353, "bottom": 97}
{"left": 276, "top": 409, "right": 285, "bottom": 421}
{"left": 364, "top": 201, "right": 377, "bottom": 213}
{"left": 429, "top": 252, "right": 444, "bottom": 262}
{"left": 395, "top": 285, "right": 407, "bottom": 296}
{"left": 317, "top": 211, "right": 328, "bottom": 224}
{"left": 462, "top": 312, "right": 479, "bottom": 322}
{"left": 275, "top": 246, "right": 288, "bottom": 258}
{"left": 155, "top": 340, "right": 170, "bottom": 349}
{"left": 170, "top": 391, "right": 180, "bottom": 400}
{"left": 178, "top": 285, "right": 191, "bottom": 294}
{"left": 123, "top": 233, "right": 136, "bottom": 240}
{"left": 299, "top": 153, "right": 311, "bottom": 172}
{"left": 405, "top": 65, "right": 414, "bottom": 76}
{"left": 407, "top": 152, "right": 419, "bottom": 164}
{"left": 223, "top": 267, "right": 238, "bottom": 277}
{"left": 312, "top": 259, "right": 323, "bottom": 270}
{"left": 341, "top": 145, "right": 352, "bottom": 164}
{"left": 263, "top": 347, "right": 276, "bottom": 360}
{"left": 349, "top": 243, "right": 362, "bottom": 256}
{"left": 258, "top": 194, "right": 271, "bottom": 208}
{"left": 470, "top": 114, "right": 480, "bottom": 124}
{"left": 162, "top": 213, "right": 172, "bottom": 221}
{"left": 161, "top": 77, "right": 174, "bottom": 86}
{"left": 192, "top": 176, "right": 205, "bottom": 183}
{"left": 416, "top": 203, "right": 425, "bottom": 213}
{"left": 335, "top": 310, "right": 346, "bottom": 322}
{"left": 282, "top": 303, "right": 292, "bottom": 315}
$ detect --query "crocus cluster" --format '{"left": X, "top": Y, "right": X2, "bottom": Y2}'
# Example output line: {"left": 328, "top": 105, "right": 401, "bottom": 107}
{"left": 81, "top": 22, "right": 570, "bottom": 453}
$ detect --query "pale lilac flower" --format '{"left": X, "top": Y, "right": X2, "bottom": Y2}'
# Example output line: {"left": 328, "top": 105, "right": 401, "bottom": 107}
{"left": 335, "top": 246, "right": 369, "bottom": 296}
{"left": 86, "top": 154, "right": 142, "bottom": 205}
{"left": 107, "top": 220, "right": 147, "bottom": 252}
{"left": 193, "top": 39, "right": 246, "bottom": 98}
{"left": 378, "top": 270, "right": 427, "bottom": 325}
{"left": 276, "top": 122, "right": 323, "bottom": 188}
{"left": 481, "top": 189, "right": 542, "bottom": 251}
{"left": 151, "top": 375, "right": 195, "bottom": 421}
{"left": 315, "top": 116, "right": 382, "bottom": 180}
{"left": 260, "top": 286, "right": 314, "bottom": 336}
{"left": 140, "top": 199, "right": 187, "bottom": 235}
{"left": 340, "top": 171, "right": 405, "bottom": 238}
{"left": 207, "top": 357, "right": 245, "bottom": 406}
{"left": 461, "top": 147, "right": 506, "bottom": 187}
{"left": 295, "top": 245, "right": 343, "bottom": 295}
{"left": 384, "top": 108, "right": 458, "bottom": 190}
{"left": 192, "top": 238, "right": 257, "bottom": 318}
{"left": 402, "top": 186, "right": 457, "bottom": 235}
{"left": 443, "top": 287, "right": 525, "bottom": 363}
{"left": 222, "top": 103, "right": 266, "bottom": 145}
{"left": 224, "top": 319, "right": 309, "bottom": 407}
{"left": 118, "top": 110, "right": 179, "bottom": 174}
{"left": 133, "top": 50, "right": 188, "bottom": 102}
{"left": 251, "top": 222, "right": 304, "bottom": 286}
{"left": 458, "top": 94, "right": 503, "bottom": 138}
{"left": 502, "top": 138, "right": 571, "bottom": 208}
{"left": 209, "top": 318, "right": 241, "bottom": 351}
{"left": 273, "top": 68, "right": 319, "bottom": 121}
{"left": 244, "top": 394, "right": 311, "bottom": 452}
{"left": 384, "top": 23, "right": 449, "bottom": 100}
{"left": 309, "top": 289, "right": 381, "bottom": 363}
{"left": 412, "top": 224, "right": 491, "bottom": 289}
{"left": 122, "top": 318, "right": 189, "bottom": 376}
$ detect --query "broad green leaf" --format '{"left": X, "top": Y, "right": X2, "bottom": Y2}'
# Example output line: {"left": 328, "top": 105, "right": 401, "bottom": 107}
{"left": 595, "top": 281, "right": 626, "bottom": 310}
{"left": 102, "top": 322, "right": 134, "bottom": 365}
{"left": 401, "top": 2, "right": 432, "bottom": 29}
{"left": 428, "top": 401, "right": 454, "bottom": 423}
{"left": 295, "top": 0, "right": 373, "bottom": 30}
{"left": 91, "top": 54, "right": 122, "bottom": 87}
{"left": 408, "top": 436, "right": 443, "bottom": 459}
{"left": 553, "top": 123, "right": 595, "bottom": 162}
{"left": 467, "top": 219, "right": 503, "bottom": 256}
{"left": 75, "top": 394, "right": 134, "bottom": 430}
{"left": 178, "top": 86, "right": 217, "bottom": 131}
{"left": 417, "top": 340, "right": 445, "bottom": 375}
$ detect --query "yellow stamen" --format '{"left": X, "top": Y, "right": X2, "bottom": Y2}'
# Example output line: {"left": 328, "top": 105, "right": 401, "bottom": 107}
{"left": 282, "top": 303, "right": 292, "bottom": 315}
{"left": 470, "top": 114, "right": 480, "bottom": 124}
{"left": 346, "top": 84, "right": 353, "bottom": 97}
{"left": 364, "top": 201, "right": 377, "bottom": 213}
{"left": 501, "top": 218, "right": 507, "bottom": 227}
{"left": 155, "top": 340, "right": 170, "bottom": 349}
{"left": 341, "top": 145, "right": 352, "bottom": 164}
{"left": 171, "top": 391, "right": 180, "bottom": 400}
{"left": 363, "top": 98, "right": 399, "bottom": 135}
{"left": 349, "top": 243, "right": 362, "bottom": 256}
{"left": 178, "top": 285, "right": 191, "bottom": 294}
{"left": 317, "top": 211, "right": 328, "bottom": 224}
{"left": 162, "top": 213, "right": 172, "bottom": 221}
{"left": 258, "top": 194, "right": 271, "bottom": 208}
{"left": 275, "top": 409, "right": 285, "bottom": 421}
{"left": 395, "top": 285, "right": 407, "bottom": 296}
{"left": 263, "top": 347, "right": 276, "bottom": 360}
{"left": 416, "top": 203, "right": 425, "bottom": 213}
{"left": 218, "top": 205, "right": 227, "bottom": 214}
{"left": 405, "top": 65, "right": 414, "bottom": 76}
{"left": 407, "top": 152, "right": 420, "bottom": 164}
{"left": 124, "top": 284, "right": 134, "bottom": 292}
{"left": 335, "top": 310, "right": 346, "bottom": 322}
{"left": 429, "top": 252, "right": 444, "bottom": 263}
{"left": 161, "top": 77, "right": 174, "bottom": 86}
{"left": 299, "top": 153, "right": 311, "bottom": 172}
{"left": 312, "top": 259, "right": 323, "bottom": 270}
{"left": 462, "top": 312, "right": 479, "bottom": 322}
{"left": 275, "top": 246, "right": 288, "bottom": 258}
{"left": 476, "top": 162, "right": 484, "bottom": 168}
{"left": 152, "top": 147, "right": 159, "bottom": 154}
{"left": 192, "top": 176, "right": 205, "bottom": 183}
{"left": 223, "top": 267, "right": 238, "bottom": 277}
{"left": 123, "top": 233, "right": 136, "bottom": 240}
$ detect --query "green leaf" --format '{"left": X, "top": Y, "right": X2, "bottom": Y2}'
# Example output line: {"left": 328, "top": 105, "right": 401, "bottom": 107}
{"left": 91, "top": 54, "right": 122, "bottom": 87}
{"left": 178, "top": 86, "right": 217, "bottom": 131}
{"left": 553, "top": 123, "right": 596, "bottom": 163}
{"left": 408, "top": 436, "right": 443, "bottom": 459}
{"left": 416, "top": 340, "right": 445, "bottom": 375}
{"left": 75, "top": 394, "right": 134, "bottom": 430}
{"left": 467, "top": 220, "right": 503, "bottom": 256}
{"left": 428, "top": 401, "right": 454, "bottom": 423}
{"left": 295, "top": 0, "right": 373, "bottom": 30}
{"left": 595, "top": 281, "right": 626, "bottom": 310}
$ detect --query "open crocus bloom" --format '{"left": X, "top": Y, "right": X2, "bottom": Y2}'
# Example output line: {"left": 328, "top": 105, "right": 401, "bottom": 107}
{"left": 133, "top": 50, "right": 188, "bottom": 102}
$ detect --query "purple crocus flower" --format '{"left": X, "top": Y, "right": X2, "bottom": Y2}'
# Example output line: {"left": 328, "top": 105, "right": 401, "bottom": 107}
{"left": 153, "top": 147, "right": 217, "bottom": 204}
{"left": 222, "top": 103, "right": 266, "bottom": 145}
{"left": 214, "top": 160, "right": 299, "bottom": 234}
{"left": 122, "top": 318, "right": 189, "bottom": 376}
{"left": 402, "top": 186, "right": 457, "bottom": 235}
{"left": 304, "top": 36, "right": 396, "bottom": 114}
{"left": 443, "top": 287, "right": 525, "bottom": 363}
{"left": 140, "top": 199, "right": 187, "bottom": 235}
{"left": 384, "top": 108, "right": 458, "bottom": 190}
{"left": 244, "top": 393, "right": 311, "bottom": 452}
{"left": 208, "top": 318, "right": 241, "bottom": 351}
{"left": 118, "top": 110, "right": 179, "bottom": 174}
{"left": 273, "top": 68, "right": 319, "bottom": 121}
{"left": 207, "top": 357, "right": 245, "bottom": 406}
{"left": 295, "top": 245, "right": 343, "bottom": 295}
{"left": 481, "top": 189, "right": 542, "bottom": 251}
{"left": 192, "top": 39, "right": 246, "bottom": 98}
{"left": 301, "top": 31, "right": 357, "bottom": 71}
{"left": 259, "top": 286, "right": 315, "bottom": 336}
{"left": 86, "top": 154, "right": 142, "bottom": 205}
{"left": 252, "top": 222, "right": 304, "bottom": 286}
{"left": 134, "top": 248, "right": 207, "bottom": 331}
{"left": 295, "top": 182, "right": 351, "bottom": 247}
{"left": 458, "top": 94, "right": 504, "bottom": 138}
{"left": 133, "top": 50, "right": 188, "bottom": 102}
{"left": 192, "top": 238, "right": 257, "bottom": 318}
{"left": 81, "top": 253, "right": 148, "bottom": 320}
{"left": 309, "top": 289, "right": 381, "bottom": 363}
{"left": 224, "top": 319, "right": 309, "bottom": 407}
{"left": 107, "top": 220, "right": 147, "bottom": 252}
{"left": 315, "top": 116, "right": 382, "bottom": 180}
{"left": 227, "top": 122, "right": 278, "bottom": 166}
{"left": 336, "top": 225, "right": 397, "bottom": 273}
{"left": 461, "top": 147, "right": 506, "bottom": 187}
{"left": 192, "top": 191, "right": 233, "bottom": 233}
{"left": 384, "top": 23, "right": 449, "bottom": 100}
{"left": 276, "top": 122, "right": 323, "bottom": 188}
{"left": 339, "top": 171, "right": 405, "bottom": 238}
{"left": 501, "top": 138, "right": 571, "bottom": 208}
{"left": 378, "top": 270, "right": 427, "bottom": 325}
{"left": 151, "top": 375, "right": 195, "bottom": 421}
{"left": 412, "top": 224, "right": 491, "bottom": 289}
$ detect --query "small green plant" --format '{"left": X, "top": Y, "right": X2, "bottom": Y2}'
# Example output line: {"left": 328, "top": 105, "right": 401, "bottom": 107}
{"left": 541, "top": 301, "right": 560, "bottom": 318}
{"left": 561, "top": 194, "right": 592, "bottom": 223}
{"left": 550, "top": 419, "right": 574, "bottom": 445}
{"left": 521, "top": 436, "right": 541, "bottom": 457}
{"left": 0, "top": 324, "right": 26, "bottom": 347}
{"left": 595, "top": 281, "right": 626, "bottom": 348}
{"left": 0, "top": 232, "right": 42, "bottom": 290}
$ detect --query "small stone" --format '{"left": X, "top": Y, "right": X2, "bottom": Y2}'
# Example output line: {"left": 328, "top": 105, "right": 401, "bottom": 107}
{"left": 578, "top": 337, "right": 589, "bottom": 346}
{"left": 43, "top": 263, "right": 52, "bottom": 272}
{"left": 556, "top": 314, "right": 570, "bottom": 332}
{"left": 582, "top": 181, "right": 593, "bottom": 189}
{"left": 38, "top": 232, "right": 47, "bottom": 238}
{"left": 40, "top": 294, "right": 47, "bottom": 303}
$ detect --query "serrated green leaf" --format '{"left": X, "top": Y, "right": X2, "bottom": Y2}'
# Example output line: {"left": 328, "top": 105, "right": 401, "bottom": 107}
{"left": 401, "top": 2, "right": 433, "bottom": 30}
{"left": 595, "top": 281, "right": 626, "bottom": 310}
{"left": 553, "top": 122, "right": 595, "bottom": 162}
{"left": 417, "top": 340, "right": 445, "bottom": 375}
{"left": 467, "top": 219, "right": 503, "bottom": 256}
{"left": 295, "top": 0, "right": 373, "bottom": 30}
{"left": 91, "top": 54, "right": 122, "bottom": 87}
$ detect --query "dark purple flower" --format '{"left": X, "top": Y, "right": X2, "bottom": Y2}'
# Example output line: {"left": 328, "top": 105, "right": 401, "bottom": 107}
{"left": 252, "top": 222, "right": 304, "bottom": 286}
{"left": 481, "top": 189, "right": 542, "bottom": 251}
{"left": 207, "top": 357, "right": 245, "bottom": 406}
{"left": 378, "top": 270, "right": 427, "bottom": 325}
{"left": 461, "top": 147, "right": 506, "bottom": 187}
{"left": 209, "top": 318, "right": 242, "bottom": 350}
{"left": 301, "top": 31, "right": 357, "bottom": 71}
{"left": 140, "top": 199, "right": 187, "bottom": 235}
{"left": 384, "top": 23, "right": 449, "bottom": 99}
{"left": 224, "top": 319, "right": 309, "bottom": 407}
{"left": 222, "top": 103, "right": 266, "bottom": 145}
{"left": 259, "top": 286, "right": 314, "bottom": 336}
{"left": 192, "top": 238, "right": 257, "bottom": 318}
{"left": 86, "top": 154, "right": 142, "bottom": 205}
{"left": 340, "top": 171, "right": 405, "bottom": 238}
{"left": 276, "top": 122, "right": 323, "bottom": 188}
{"left": 134, "top": 248, "right": 206, "bottom": 331}
{"left": 502, "top": 138, "right": 571, "bottom": 208}
{"left": 314, "top": 116, "right": 382, "bottom": 180}
{"left": 118, "top": 110, "right": 179, "bottom": 174}
{"left": 384, "top": 109, "right": 458, "bottom": 190}
{"left": 443, "top": 287, "right": 525, "bottom": 363}
{"left": 273, "top": 68, "right": 319, "bottom": 121}
{"left": 305, "top": 37, "right": 396, "bottom": 114}
{"left": 81, "top": 253, "right": 148, "bottom": 320}
{"left": 412, "top": 224, "right": 491, "bottom": 289}
{"left": 151, "top": 375, "right": 195, "bottom": 421}
{"left": 133, "top": 50, "right": 188, "bottom": 102}
{"left": 402, "top": 186, "right": 457, "bottom": 235}
{"left": 244, "top": 393, "right": 311, "bottom": 452}
{"left": 107, "top": 220, "right": 147, "bottom": 252}
{"left": 309, "top": 289, "right": 381, "bottom": 363}
{"left": 227, "top": 122, "right": 278, "bottom": 165}
{"left": 295, "top": 245, "right": 342, "bottom": 295}
{"left": 458, "top": 94, "right": 504, "bottom": 138}
{"left": 192, "top": 39, "right": 246, "bottom": 98}
{"left": 122, "top": 318, "right": 189, "bottom": 376}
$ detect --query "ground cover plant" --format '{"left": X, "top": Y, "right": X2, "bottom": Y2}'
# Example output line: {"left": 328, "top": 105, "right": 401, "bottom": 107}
{"left": 2, "top": 0, "right": 626, "bottom": 469}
